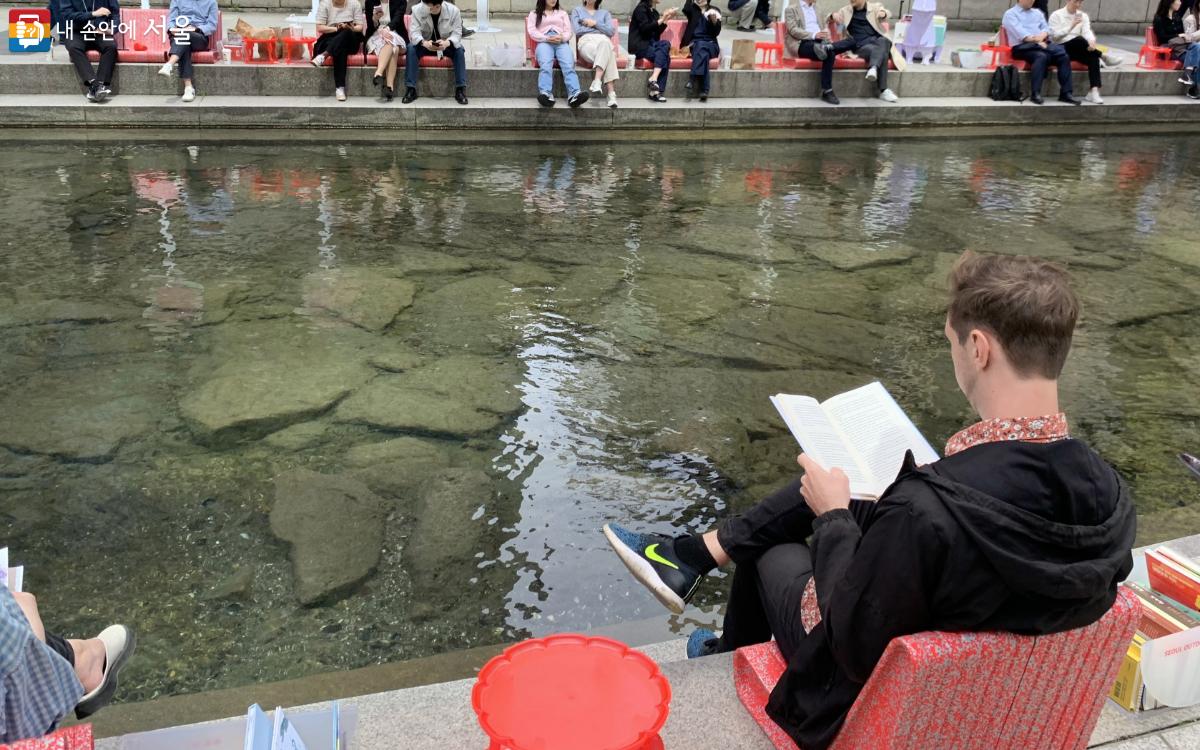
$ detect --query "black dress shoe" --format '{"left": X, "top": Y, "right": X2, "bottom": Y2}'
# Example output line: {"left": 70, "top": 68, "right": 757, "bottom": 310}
{"left": 384, "top": 85, "right": 394, "bottom": 101}
{"left": 820, "top": 89, "right": 840, "bottom": 105}
{"left": 1058, "top": 93, "right": 1081, "bottom": 105}
{"left": 1031, "top": 94, "right": 1044, "bottom": 105}
{"left": 401, "top": 87, "right": 418, "bottom": 103}
{"left": 736, "top": 25, "right": 753, "bottom": 31}
{"left": 461, "top": 26, "right": 475, "bottom": 37}
{"left": 373, "top": 74, "right": 383, "bottom": 87}
{"left": 455, "top": 87, "right": 468, "bottom": 105}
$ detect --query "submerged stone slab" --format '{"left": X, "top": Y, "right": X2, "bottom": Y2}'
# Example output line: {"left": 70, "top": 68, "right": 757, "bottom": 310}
{"left": 404, "top": 468, "right": 493, "bottom": 580}
{"left": 0, "top": 370, "right": 161, "bottom": 462}
{"left": 0, "top": 298, "right": 137, "bottom": 328}
{"left": 335, "top": 356, "right": 524, "bottom": 438}
{"left": 806, "top": 242, "right": 920, "bottom": 271}
{"left": 270, "top": 469, "right": 388, "bottom": 606}
{"left": 298, "top": 268, "right": 416, "bottom": 332}
{"left": 181, "top": 359, "right": 369, "bottom": 445}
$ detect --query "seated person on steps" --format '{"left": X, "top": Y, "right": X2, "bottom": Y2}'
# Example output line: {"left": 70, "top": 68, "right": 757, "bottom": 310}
{"left": 784, "top": 0, "right": 856, "bottom": 105}
{"left": 828, "top": 0, "right": 900, "bottom": 102}
{"left": 604, "top": 252, "right": 1135, "bottom": 750}
{"left": 1003, "top": 0, "right": 1081, "bottom": 104}
{"left": 402, "top": 0, "right": 469, "bottom": 105}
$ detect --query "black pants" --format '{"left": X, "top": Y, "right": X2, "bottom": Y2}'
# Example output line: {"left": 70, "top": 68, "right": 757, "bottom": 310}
{"left": 799, "top": 38, "right": 856, "bottom": 91}
{"left": 852, "top": 35, "right": 890, "bottom": 90}
{"left": 169, "top": 30, "right": 209, "bottom": 81}
{"left": 314, "top": 29, "right": 364, "bottom": 88}
{"left": 713, "top": 478, "right": 814, "bottom": 659}
{"left": 62, "top": 35, "right": 116, "bottom": 88}
{"left": 45, "top": 632, "right": 75, "bottom": 666}
{"left": 1062, "top": 35, "right": 1101, "bottom": 88}
{"left": 1011, "top": 41, "right": 1073, "bottom": 96}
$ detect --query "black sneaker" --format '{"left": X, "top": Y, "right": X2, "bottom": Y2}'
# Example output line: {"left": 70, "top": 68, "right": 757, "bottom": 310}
{"left": 820, "top": 89, "right": 840, "bottom": 105}
{"left": 538, "top": 91, "right": 555, "bottom": 107}
{"left": 603, "top": 524, "right": 702, "bottom": 614}
{"left": 699, "top": 91, "right": 708, "bottom": 102}
{"left": 736, "top": 25, "right": 754, "bottom": 31}
{"left": 1058, "top": 93, "right": 1081, "bottom": 105}
{"left": 568, "top": 90, "right": 589, "bottom": 107}
{"left": 813, "top": 42, "right": 829, "bottom": 60}
{"left": 462, "top": 26, "right": 475, "bottom": 37}
{"left": 93, "top": 82, "right": 111, "bottom": 103}
{"left": 455, "top": 87, "right": 468, "bottom": 105}
{"left": 402, "top": 87, "right": 418, "bottom": 103}
{"left": 1031, "top": 93, "right": 1044, "bottom": 105}
{"left": 1188, "top": 86, "right": 1200, "bottom": 99}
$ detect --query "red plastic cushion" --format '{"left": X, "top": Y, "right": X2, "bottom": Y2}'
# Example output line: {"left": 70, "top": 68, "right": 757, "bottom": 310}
{"left": 473, "top": 634, "right": 670, "bottom": 750}
{"left": 734, "top": 587, "right": 1139, "bottom": 750}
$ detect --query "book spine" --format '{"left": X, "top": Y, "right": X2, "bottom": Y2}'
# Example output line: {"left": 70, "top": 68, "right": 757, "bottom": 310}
{"left": 1147, "top": 552, "right": 1200, "bottom": 610}
{"left": 1108, "top": 644, "right": 1141, "bottom": 711}
{"left": 1127, "top": 582, "right": 1200, "bottom": 629}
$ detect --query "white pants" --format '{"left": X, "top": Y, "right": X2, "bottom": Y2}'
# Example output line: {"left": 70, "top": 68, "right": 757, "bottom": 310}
{"left": 578, "top": 33, "right": 619, "bottom": 84}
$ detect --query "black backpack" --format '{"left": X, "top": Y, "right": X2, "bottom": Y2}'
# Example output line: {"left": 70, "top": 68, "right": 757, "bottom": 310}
{"left": 989, "top": 64, "right": 1026, "bottom": 102}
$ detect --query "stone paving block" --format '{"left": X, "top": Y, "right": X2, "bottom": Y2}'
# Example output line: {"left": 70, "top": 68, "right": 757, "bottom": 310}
{"left": 1162, "top": 724, "right": 1200, "bottom": 750}
{"left": 1100, "top": 736, "right": 1176, "bottom": 750}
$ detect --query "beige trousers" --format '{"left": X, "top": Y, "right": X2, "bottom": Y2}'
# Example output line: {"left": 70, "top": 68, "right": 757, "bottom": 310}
{"left": 730, "top": 1, "right": 756, "bottom": 28}
{"left": 578, "top": 33, "right": 620, "bottom": 84}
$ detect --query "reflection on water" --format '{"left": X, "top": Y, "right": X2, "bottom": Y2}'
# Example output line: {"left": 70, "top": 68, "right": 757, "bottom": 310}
{"left": 0, "top": 137, "right": 1198, "bottom": 703}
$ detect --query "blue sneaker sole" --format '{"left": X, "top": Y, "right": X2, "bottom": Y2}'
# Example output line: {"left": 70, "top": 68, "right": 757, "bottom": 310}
{"left": 603, "top": 524, "right": 687, "bottom": 614}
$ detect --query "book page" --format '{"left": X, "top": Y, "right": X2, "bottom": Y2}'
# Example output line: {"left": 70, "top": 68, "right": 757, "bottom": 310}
{"left": 770, "top": 394, "right": 872, "bottom": 494}
{"left": 821, "top": 382, "right": 939, "bottom": 495}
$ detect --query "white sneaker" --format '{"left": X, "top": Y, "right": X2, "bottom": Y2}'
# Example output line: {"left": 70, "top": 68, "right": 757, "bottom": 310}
{"left": 335, "top": 87, "right": 347, "bottom": 101}
{"left": 607, "top": 90, "right": 618, "bottom": 108}
{"left": 181, "top": 85, "right": 196, "bottom": 102}
{"left": 590, "top": 78, "right": 603, "bottom": 94}
{"left": 1085, "top": 88, "right": 1103, "bottom": 104}
{"left": 865, "top": 66, "right": 878, "bottom": 81}
{"left": 158, "top": 62, "right": 174, "bottom": 77}
{"left": 311, "top": 52, "right": 327, "bottom": 67}
{"left": 1102, "top": 52, "right": 1123, "bottom": 67}
{"left": 879, "top": 88, "right": 898, "bottom": 102}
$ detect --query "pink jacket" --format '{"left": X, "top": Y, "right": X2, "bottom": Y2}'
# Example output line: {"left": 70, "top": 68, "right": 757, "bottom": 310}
{"left": 526, "top": 9, "right": 573, "bottom": 42}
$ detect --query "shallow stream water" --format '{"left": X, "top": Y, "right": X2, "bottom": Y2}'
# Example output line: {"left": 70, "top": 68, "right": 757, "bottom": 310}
{"left": 0, "top": 137, "right": 1197, "bottom": 703}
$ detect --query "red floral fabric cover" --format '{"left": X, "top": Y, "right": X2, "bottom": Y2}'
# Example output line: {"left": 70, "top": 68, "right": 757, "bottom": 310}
{"left": 1, "top": 725, "right": 93, "bottom": 750}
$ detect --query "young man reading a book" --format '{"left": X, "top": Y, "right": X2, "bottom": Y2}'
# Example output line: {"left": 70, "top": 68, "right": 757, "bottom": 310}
{"left": 604, "top": 252, "right": 1136, "bottom": 750}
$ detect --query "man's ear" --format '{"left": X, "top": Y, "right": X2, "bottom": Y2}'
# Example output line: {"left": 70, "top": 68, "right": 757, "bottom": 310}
{"left": 970, "top": 328, "right": 991, "bottom": 370}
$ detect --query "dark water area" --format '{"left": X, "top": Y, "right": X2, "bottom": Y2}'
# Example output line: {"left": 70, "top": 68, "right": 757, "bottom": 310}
{"left": 0, "top": 136, "right": 1197, "bottom": 704}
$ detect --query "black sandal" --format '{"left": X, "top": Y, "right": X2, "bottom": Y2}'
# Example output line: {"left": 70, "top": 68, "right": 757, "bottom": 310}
{"left": 647, "top": 79, "right": 661, "bottom": 95}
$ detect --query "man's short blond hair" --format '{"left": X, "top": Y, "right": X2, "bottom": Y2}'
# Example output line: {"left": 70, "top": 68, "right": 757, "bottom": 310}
{"left": 947, "top": 252, "right": 1079, "bottom": 379}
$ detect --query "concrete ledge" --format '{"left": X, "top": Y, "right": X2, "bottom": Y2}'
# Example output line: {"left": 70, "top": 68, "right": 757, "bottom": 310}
{"left": 0, "top": 60, "right": 1188, "bottom": 100}
{"left": 1, "top": 93, "right": 1196, "bottom": 132}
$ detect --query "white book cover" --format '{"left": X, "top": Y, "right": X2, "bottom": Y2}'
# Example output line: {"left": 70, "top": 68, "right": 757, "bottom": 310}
{"left": 274, "top": 714, "right": 308, "bottom": 750}
{"left": 7, "top": 567, "right": 23, "bottom": 593}
{"left": 770, "top": 381, "right": 939, "bottom": 500}
{"left": 244, "top": 704, "right": 273, "bottom": 750}
{"left": 0, "top": 548, "right": 8, "bottom": 590}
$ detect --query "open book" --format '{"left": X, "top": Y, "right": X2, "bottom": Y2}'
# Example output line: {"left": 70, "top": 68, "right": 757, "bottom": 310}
{"left": 771, "top": 381, "right": 939, "bottom": 500}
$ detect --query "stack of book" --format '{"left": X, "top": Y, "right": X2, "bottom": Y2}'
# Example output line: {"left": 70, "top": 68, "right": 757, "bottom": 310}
{"left": 1110, "top": 547, "right": 1200, "bottom": 711}
{"left": 244, "top": 703, "right": 341, "bottom": 750}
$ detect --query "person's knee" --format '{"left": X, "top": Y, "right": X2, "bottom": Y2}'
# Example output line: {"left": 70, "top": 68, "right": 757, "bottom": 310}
{"left": 12, "top": 591, "right": 37, "bottom": 610}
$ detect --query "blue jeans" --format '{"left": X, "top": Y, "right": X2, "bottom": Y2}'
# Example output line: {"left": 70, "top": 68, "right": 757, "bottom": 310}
{"left": 535, "top": 41, "right": 581, "bottom": 97}
{"left": 639, "top": 39, "right": 671, "bottom": 90}
{"left": 405, "top": 43, "right": 468, "bottom": 89}
{"left": 1184, "top": 42, "right": 1200, "bottom": 71}
{"left": 690, "top": 38, "right": 720, "bottom": 92}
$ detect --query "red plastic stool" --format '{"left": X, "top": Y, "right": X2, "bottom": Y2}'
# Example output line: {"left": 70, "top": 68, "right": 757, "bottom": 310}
{"left": 472, "top": 634, "right": 671, "bottom": 750}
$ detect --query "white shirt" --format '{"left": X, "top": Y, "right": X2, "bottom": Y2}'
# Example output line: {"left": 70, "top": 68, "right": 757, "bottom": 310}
{"left": 800, "top": 0, "right": 820, "bottom": 35}
{"left": 1049, "top": 7, "right": 1095, "bottom": 45}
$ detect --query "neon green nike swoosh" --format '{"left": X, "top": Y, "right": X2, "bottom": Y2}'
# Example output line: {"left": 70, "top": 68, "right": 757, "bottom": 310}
{"left": 645, "top": 544, "right": 679, "bottom": 570}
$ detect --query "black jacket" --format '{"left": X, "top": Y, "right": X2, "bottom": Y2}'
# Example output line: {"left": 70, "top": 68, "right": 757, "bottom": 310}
{"left": 768, "top": 439, "right": 1137, "bottom": 750}
{"left": 51, "top": 0, "right": 120, "bottom": 39}
{"left": 1153, "top": 12, "right": 1184, "bottom": 45}
{"left": 628, "top": 0, "right": 666, "bottom": 58}
{"left": 681, "top": 0, "right": 720, "bottom": 48}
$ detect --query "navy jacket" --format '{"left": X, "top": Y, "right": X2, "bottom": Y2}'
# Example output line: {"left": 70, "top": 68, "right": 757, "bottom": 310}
{"left": 51, "top": 0, "right": 121, "bottom": 39}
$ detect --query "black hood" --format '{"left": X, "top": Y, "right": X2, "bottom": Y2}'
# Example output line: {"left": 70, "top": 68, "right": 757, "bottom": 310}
{"left": 918, "top": 439, "right": 1136, "bottom": 604}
